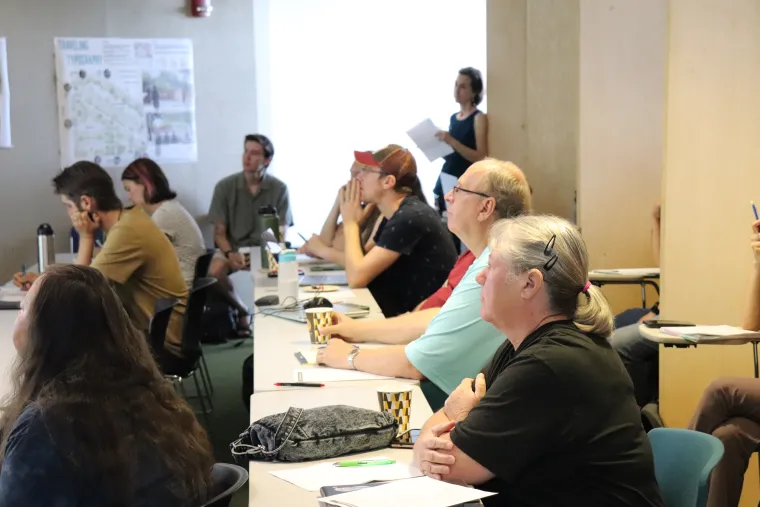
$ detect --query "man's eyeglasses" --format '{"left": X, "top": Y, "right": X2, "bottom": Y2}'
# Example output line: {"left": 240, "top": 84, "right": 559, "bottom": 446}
{"left": 359, "top": 166, "right": 387, "bottom": 176}
{"left": 452, "top": 185, "right": 491, "bottom": 199}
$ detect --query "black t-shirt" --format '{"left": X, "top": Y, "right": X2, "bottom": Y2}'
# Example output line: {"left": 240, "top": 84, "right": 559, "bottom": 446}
{"left": 450, "top": 321, "right": 665, "bottom": 507}
{"left": 368, "top": 196, "right": 457, "bottom": 317}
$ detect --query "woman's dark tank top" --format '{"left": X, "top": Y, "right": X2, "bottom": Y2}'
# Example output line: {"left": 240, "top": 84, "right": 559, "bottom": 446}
{"left": 434, "top": 109, "right": 481, "bottom": 197}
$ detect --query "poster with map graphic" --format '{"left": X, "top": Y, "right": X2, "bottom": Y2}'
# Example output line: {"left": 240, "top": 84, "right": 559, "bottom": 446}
{"left": 54, "top": 37, "right": 197, "bottom": 168}
{"left": 0, "top": 38, "right": 11, "bottom": 149}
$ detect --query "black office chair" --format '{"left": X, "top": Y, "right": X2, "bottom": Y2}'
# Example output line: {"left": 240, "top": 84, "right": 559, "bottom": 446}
{"left": 147, "top": 298, "right": 179, "bottom": 352}
{"left": 202, "top": 463, "right": 249, "bottom": 507}
{"left": 194, "top": 250, "right": 215, "bottom": 282}
{"left": 157, "top": 277, "right": 217, "bottom": 421}
{"left": 193, "top": 251, "right": 216, "bottom": 394}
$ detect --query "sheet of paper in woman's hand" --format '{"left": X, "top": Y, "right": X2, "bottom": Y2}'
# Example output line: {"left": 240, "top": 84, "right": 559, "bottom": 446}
{"left": 407, "top": 119, "right": 454, "bottom": 162}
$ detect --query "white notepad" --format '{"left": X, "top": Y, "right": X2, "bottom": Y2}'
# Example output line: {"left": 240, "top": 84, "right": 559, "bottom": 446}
{"left": 319, "top": 476, "right": 496, "bottom": 506}
{"left": 294, "top": 367, "right": 394, "bottom": 383}
{"left": 270, "top": 457, "right": 422, "bottom": 491}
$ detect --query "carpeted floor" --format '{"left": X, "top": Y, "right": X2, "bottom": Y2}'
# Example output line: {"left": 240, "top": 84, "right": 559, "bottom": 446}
{"left": 184, "top": 338, "right": 253, "bottom": 507}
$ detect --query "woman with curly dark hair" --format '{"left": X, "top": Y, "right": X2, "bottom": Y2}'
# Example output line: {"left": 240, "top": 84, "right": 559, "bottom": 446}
{"left": 0, "top": 264, "right": 213, "bottom": 507}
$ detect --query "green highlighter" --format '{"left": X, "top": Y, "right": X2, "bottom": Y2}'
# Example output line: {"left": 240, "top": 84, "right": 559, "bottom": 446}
{"left": 333, "top": 459, "right": 396, "bottom": 468}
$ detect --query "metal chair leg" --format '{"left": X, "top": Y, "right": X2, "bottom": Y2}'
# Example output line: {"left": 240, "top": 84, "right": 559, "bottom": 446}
{"left": 192, "top": 373, "right": 211, "bottom": 427}
{"left": 200, "top": 350, "right": 214, "bottom": 394}
{"left": 197, "top": 365, "right": 214, "bottom": 410}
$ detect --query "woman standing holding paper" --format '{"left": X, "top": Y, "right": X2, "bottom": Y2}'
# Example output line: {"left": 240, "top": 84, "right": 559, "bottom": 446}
{"left": 434, "top": 67, "right": 489, "bottom": 214}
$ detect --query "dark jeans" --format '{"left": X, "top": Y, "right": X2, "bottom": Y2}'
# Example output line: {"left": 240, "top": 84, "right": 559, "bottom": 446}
{"left": 609, "top": 316, "right": 660, "bottom": 406}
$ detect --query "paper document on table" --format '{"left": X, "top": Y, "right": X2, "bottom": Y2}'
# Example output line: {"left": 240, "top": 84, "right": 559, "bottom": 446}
{"left": 296, "top": 253, "right": 328, "bottom": 265}
{"left": 1, "top": 288, "right": 25, "bottom": 302}
{"left": 661, "top": 325, "right": 760, "bottom": 340}
{"left": 295, "top": 367, "right": 394, "bottom": 383}
{"left": 270, "top": 457, "right": 421, "bottom": 491}
{"left": 319, "top": 476, "right": 496, "bottom": 506}
{"left": 591, "top": 268, "right": 660, "bottom": 277}
{"left": 406, "top": 119, "right": 454, "bottom": 162}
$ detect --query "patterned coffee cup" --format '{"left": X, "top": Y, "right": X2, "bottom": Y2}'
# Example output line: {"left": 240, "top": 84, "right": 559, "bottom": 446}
{"left": 305, "top": 307, "right": 334, "bottom": 344}
{"left": 377, "top": 386, "right": 413, "bottom": 435}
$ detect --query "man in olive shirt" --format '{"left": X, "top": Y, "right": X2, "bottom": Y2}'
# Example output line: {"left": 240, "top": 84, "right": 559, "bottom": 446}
{"left": 207, "top": 134, "right": 293, "bottom": 333}
{"left": 14, "top": 162, "right": 188, "bottom": 368}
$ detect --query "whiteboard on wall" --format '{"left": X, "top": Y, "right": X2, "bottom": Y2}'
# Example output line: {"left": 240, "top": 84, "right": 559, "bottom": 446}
{"left": 53, "top": 37, "right": 198, "bottom": 168}
{"left": 0, "top": 37, "right": 11, "bottom": 149}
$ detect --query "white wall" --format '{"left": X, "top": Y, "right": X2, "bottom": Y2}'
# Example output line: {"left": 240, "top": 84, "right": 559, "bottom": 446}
{"left": 256, "top": 0, "right": 487, "bottom": 236}
{"left": 0, "top": 0, "right": 256, "bottom": 277}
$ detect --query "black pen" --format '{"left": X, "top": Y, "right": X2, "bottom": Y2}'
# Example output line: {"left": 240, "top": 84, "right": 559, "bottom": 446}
{"left": 298, "top": 233, "right": 308, "bottom": 242}
{"left": 274, "top": 382, "right": 325, "bottom": 387}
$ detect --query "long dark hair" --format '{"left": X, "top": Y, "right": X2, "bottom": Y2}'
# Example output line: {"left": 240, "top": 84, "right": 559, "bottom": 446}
{"left": 121, "top": 158, "right": 178, "bottom": 204}
{"left": 0, "top": 265, "right": 213, "bottom": 505}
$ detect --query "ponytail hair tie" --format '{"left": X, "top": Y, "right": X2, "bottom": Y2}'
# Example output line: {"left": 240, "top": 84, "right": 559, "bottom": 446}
{"left": 581, "top": 281, "right": 592, "bottom": 294}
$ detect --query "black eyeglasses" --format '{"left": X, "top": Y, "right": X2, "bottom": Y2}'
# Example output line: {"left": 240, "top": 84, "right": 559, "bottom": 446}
{"left": 359, "top": 166, "right": 387, "bottom": 177}
{"left": 452, "top": 185, "right": 491, "bottom": 198}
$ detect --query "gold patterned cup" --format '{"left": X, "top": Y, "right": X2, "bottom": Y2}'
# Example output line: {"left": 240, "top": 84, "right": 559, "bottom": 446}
{"left": 377, "top": 385, "right": 413, "bottom": 435}
{"left": 305, "top": 307, "right": 334, "bottom": 344}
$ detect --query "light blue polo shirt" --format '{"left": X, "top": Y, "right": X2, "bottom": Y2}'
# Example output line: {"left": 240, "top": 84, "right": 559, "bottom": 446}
{"left": 405, "top": 248, "right": 506, "bottom": 394}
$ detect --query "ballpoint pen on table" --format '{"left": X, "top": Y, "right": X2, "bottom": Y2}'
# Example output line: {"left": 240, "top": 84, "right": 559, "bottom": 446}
{"left": 753, "top": 201, "right": 759, "bottom": 221}
{"left": 333, "top": 459, "right": 396, "bottom": 467}
{"left": 274, "top": 382, "right": 325, "bottom": 387}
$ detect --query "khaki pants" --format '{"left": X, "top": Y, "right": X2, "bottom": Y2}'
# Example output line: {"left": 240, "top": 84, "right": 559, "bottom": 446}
{"left": 689, "top": 377, "right": 760, "bottom": 507}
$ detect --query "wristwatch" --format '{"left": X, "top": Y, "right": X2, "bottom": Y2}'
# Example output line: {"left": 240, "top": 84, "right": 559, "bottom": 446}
{"left": 347, "top": 348, "right": 360, "bottom": 370}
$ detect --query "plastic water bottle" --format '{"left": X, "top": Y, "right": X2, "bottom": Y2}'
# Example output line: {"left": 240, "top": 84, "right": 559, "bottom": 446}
{"left": 277, "top": 248, "right": 299, "bottom": 306}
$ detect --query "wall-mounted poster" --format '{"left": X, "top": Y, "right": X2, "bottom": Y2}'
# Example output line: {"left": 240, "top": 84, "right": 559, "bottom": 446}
{"left": 54, "top": 37, "right": 197, "bottom": 168}
{"left": 0, "top": 38, "right": 12, "bottom": 149}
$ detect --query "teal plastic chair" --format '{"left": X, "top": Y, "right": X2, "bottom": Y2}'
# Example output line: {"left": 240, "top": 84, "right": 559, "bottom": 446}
{"left": 648, "top": 428, "right": 724, "bottom": 507}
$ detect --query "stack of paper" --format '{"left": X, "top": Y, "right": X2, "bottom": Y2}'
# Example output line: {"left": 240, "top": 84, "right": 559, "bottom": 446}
{"left": 319, "top": 476, "right": 496, "bottom": 507}
{"left": 269, "top": 457, "right": 421, "bottom": 491}
{"left": 660, "top": 325, "right": 760, "bottom": 342}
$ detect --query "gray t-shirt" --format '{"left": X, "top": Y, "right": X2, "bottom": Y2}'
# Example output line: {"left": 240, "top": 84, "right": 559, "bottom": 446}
{"left": 208, "top": 172, "right": 293, "bottom": 248}
{"left": 152, "top": 199, "right": 206, "bottom": 286}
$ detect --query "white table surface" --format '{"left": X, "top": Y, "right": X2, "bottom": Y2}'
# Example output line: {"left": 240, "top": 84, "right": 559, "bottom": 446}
{"left": 247, "top": 385, "right": 432, "bottom": 506}
{"left": 241, "top": 248, "right": 419, "bottom": 393}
